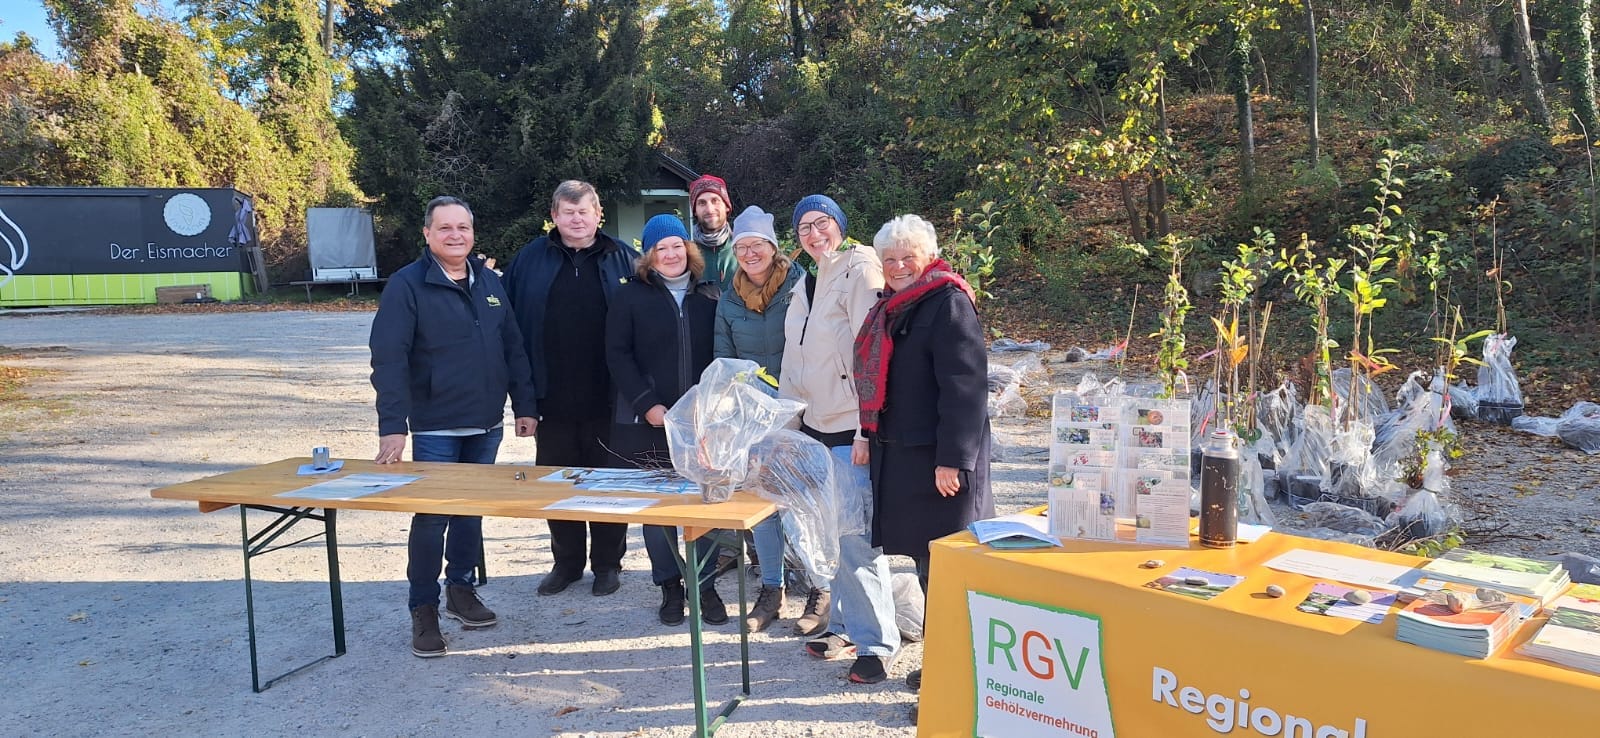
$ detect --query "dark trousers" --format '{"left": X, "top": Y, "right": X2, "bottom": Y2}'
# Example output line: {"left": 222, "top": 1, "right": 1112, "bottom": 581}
{"left": 407, "top": 428, "right": 502, "bottom": 609}
{"left": 536, "top": 415, "right": 628, "bottom": 574}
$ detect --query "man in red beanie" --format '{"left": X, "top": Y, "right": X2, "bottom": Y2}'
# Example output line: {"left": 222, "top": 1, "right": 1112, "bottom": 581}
{"left": 689, "top": 174, "right": 737, "bottom": 292}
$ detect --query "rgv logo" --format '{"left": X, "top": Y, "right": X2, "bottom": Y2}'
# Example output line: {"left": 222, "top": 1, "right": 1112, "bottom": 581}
{"left": 1153, "top": 667, "right": 1370, "bottom": 737}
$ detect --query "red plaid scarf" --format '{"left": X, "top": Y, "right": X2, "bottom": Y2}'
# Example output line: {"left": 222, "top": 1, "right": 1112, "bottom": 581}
{"left": 852, "top": 258, "right": 976, "bottom": 433}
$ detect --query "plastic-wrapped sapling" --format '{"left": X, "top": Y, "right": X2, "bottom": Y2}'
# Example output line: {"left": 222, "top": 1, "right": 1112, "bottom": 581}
{"left": 665, "top": 358, "right": 804, "bottom": 503}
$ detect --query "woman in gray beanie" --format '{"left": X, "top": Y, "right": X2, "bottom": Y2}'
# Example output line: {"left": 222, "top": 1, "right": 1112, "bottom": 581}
{"left": 712, "top": 205, "right": 818, "bottom": 634}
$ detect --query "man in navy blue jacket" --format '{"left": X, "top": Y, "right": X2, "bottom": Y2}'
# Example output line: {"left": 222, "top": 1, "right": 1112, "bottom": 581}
{"left": 503, "top": 181, "right": 639, "bottom": 597}
{"left": 370, "top": 196, "right": 538, "bottom": 658}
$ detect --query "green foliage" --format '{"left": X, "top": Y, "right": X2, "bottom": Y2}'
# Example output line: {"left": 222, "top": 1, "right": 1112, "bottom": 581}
{"left": 344, "top": 0, "right": 658, "bottom": 263}
{"left": 1462, "top": 137, "right": 1560, "bottom": 200}
{"left": 1276, "top": 233, "right": 1345, "bottom": 407}
{"left": 945, "top": 202, "right": 999, "bottom": 302}
{"left": 1, "top": 2, "right": 358, "bottom": 275}
{"left": 1125, "top": 234, "right": 1195, "bottom": 399}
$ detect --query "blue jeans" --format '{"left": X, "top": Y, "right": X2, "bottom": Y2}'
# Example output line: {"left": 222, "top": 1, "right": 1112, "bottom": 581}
{"left": 407, "top": 428, "right": 502, "bottom": 609}
{"left": 824, "top": 445, "right": 900, "bottom": 658}
{"left": 643, "top": 525, "right": 718, "bottom": 590}
{"left": 751, "top": 512, "right": 830, "bottom": 592}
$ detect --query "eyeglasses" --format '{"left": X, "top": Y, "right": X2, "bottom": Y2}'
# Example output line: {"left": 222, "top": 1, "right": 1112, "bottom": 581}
{"left": 795, "top": 215, "right": 835, "bottom": 238}
{"left": 733, "top": 242, "right": 770, "bottom": 255}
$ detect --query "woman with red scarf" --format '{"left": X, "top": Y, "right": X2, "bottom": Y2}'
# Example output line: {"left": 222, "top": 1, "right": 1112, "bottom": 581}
{"left": 853, "top": 213, "right": 994, "bottom": 590}
{"left": 853, "top": 214, "right": 993, "bottom": 713}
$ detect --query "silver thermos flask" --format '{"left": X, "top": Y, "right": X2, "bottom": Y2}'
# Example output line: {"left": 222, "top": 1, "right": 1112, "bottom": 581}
{"left": 1198, "top": 429, "right": 1240, "bottom": 549}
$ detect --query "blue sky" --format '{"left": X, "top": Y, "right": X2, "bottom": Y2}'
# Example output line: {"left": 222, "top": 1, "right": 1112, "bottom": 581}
{"left": 2, "top": 2, "right": 62, "bottom": 61}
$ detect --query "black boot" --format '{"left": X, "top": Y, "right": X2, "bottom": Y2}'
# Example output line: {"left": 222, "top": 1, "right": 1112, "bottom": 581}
{"left": 659, "top": 581, "right": 687, "bottom": 626}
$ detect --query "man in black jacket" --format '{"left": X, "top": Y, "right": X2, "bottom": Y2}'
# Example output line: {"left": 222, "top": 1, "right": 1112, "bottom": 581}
{"left": 370, "top": 196, "right": 538, "bottom": 658}
{"left": 503, "top": 181, "right": 639, "bottom": 597}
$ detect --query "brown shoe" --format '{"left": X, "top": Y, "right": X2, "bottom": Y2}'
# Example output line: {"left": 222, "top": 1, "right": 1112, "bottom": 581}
{"left": 744, "top": 584, "right": 784, "bottom": 632}
{"left": 443, "top": 584, "right": 497, "bottom": 628}
{"left": 411, "top": 604, "right": 447, "bottom": 658}
{"left": 793, "top": 587, "right": 830, "bottom": 636}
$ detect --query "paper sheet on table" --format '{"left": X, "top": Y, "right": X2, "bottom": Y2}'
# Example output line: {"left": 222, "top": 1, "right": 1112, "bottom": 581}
{"left": 1187, "top": 520, "right": 1272, "bottom": 543}
{"left": 279, "top": 473, "right": 419, "bottom": 500}
{"left": 1265, "top": 549, "right": 1424, "bottom": 591}
{"left": 535, "top": 467, "right": 697, "bottom": 494}
{"left": 543, "top": 495, "right": 660, "bottom": 514}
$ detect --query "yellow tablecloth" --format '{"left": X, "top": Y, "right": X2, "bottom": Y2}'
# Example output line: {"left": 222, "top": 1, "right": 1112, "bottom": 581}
{"left": 918, "top": 530, "right": 1600, "bottom": 737}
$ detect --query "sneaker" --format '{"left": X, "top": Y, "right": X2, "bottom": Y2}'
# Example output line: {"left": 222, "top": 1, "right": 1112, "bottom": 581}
{"left": 745, "top": 584, "right": 784, "bottom": 632}
{"left": 848, "top": 654, "right": 890, "bottom": 684}
{"left": 804, "top": 632, "right": 856, "bottom": 660}
{"left": 793, "top": 587, "right": 830, "bottom": 636}
{"left": 700, "top": 587, "right": 729, "bottom": 625}
{"left": 658, "top": 582, "right": 687, "bottom": 626}
{"left": 906, "top": 668, "right": 922, "bottom": 690}
{"left": 410, "top": 604, "right": 447, "bottom": 658}
{"left": 443, "top": 584, "right": 497, "bottom": 628}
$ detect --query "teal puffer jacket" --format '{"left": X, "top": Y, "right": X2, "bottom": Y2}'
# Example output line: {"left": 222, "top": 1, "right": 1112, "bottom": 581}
{"left": 713, "top": 262, "right": 805, "bottom": 380}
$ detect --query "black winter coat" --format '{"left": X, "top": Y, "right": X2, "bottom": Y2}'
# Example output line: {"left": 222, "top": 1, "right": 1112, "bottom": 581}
{"left": 369, "top": 249, "right": 537, "bottom": 436}
{"left": 867, "top": 283, "right": 994, "bottom": 556}
{"left": 604, "top": 275, "right": 718, "bottom": 463}
{"left": 501, "top": 230, "right": 638, "bottom": 412}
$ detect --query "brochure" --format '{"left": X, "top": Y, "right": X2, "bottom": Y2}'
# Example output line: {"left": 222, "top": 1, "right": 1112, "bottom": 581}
{"left": 1294, "top": 583, "right": 1397, "bottom": 624}
{"left": 970, "top": 513, "right": 1063, "bottom": 549}
{"left": 1143, "top": 567, "right": 1244, "bottom": 601}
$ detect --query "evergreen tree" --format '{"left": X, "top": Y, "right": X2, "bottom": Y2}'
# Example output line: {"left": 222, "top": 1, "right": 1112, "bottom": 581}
{"left": 344, "top": 0, "right": 657, "bottom": 262}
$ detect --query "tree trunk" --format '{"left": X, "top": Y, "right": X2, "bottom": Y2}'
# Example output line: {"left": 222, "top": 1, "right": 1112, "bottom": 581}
{"left": 1559, "top": 0, "right": 1599, "bottom": 138}
{"left": 1307, "top": 1, "right": 1320, "bottom": 164}
{"left": 1120, "top": 177, "right": 1147, "bottom": 243}
{"left": 1231, "top": 22, "right": 1256, "bottom": 194}
{"left": 1151, "top": 77, "right": 1171, "bottom": 238}
{"left": 790, "top": 0, "right": 806, "bottom": 62}
{"left": 1514, "top": 0, "right": 1553, "bottom": 128}
{"left": 323, "top": 0, "right": 336, "bottom": 56}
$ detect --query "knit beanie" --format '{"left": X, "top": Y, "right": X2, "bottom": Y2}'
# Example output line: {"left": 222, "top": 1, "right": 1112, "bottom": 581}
{"left": 640, "top": 213, "right": 689, "bottom": 253}
{"left": 791, "top": 194, "right": 847, "bottom": 236}
{"left": 689, "top": 175, "right": 733, "bottom": 211}
{"left": 731, "top": 206, "right": 778, "bottom": 248}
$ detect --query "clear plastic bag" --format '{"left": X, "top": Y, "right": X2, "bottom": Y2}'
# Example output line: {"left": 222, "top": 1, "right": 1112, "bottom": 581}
{"left": 1383, "top": 488, "right": 1459, "bottom": 543}
{"left": 990, "top": 429, "right": 1019, "bottom": 462}
{"left": 1448, "top": 382, "right": 1478, "bottom": 421}
{"left": 1281, "top": 527, "right": 1377, "bottom": 548}
{"left": 892, "top": 572, "right": 926, "bottom": 641}
{"left": 990, "top": 338, "right": 1051, "bottom": 353}
{"left": 1475, "top": 333, "right": 1524, "bottom": 423}
{"left": 1373, "top": 370, "right": 1454, "bottom": 475}
{"left": 1190, "top": 380, "right": 1218, "bottom": 448}
{"left": 1280, "top": 404, "right": 1335, "bottom": 494}
{"left": 828, "top": 444, "right": 872, "bottom": 537}
{"left": 1556, "top": 401, "right": 1600, "bottom": 454}
{"left": 1298, "top": 501, "right": 1389, "bottom": 537}
{"left": 746, "top": 430, "right": 842, "bottom": 581}
{"left": 987, "top": 365, "right": 1027, "bottom": 418}
{"left": 1330, "top": 367, "right": 1391, "bottom": 423}
{"left": 1255, "top": 381, "right": 1301, "bottom": 468}
{"left": 1238, "top": 456, "right": 1277, "bottom": 526}
{"left": 666, "top": 358, "right": 805, "bottom": 503}
{"left": 1511, "top": 414, "right": 1562, "bottom": 437}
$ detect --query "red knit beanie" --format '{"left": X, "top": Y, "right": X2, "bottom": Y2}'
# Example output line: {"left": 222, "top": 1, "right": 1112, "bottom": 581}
{"left": 689, "top": 175, "right": 733, "bottom": 210}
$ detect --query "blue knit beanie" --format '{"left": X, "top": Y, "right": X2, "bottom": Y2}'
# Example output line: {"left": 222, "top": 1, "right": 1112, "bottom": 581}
{"left": 640, "top": 213, "right": 690, "bottom": 253}
{"left": 791, "top": 194, "right": 847, "bottom": 236}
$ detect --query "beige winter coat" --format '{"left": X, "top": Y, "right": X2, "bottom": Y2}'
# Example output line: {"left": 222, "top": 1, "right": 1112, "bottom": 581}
{"left": 779, "top": 242, "right": 885, "bottom": 438}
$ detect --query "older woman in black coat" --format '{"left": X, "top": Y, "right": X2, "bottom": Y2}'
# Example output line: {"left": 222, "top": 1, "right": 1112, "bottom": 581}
{"left": 853, "top": 213, "right": 993, "bottom": 703}
{"left": 853, "top": 214, "right": 993, "bottom": 588}
{"left": 606, "top": 214, "right": 726, "bottom": 628}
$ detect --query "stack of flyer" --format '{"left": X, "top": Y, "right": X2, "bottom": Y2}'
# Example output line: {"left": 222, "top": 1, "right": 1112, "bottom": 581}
{"left": 1046, "top": 390, "right": 1191, "bottom": 546}
{"left": 1517, "top": 584, "right": 1600, "bottom": 674}
{"left": 1419, "top": 549, "right": 1572, "bottom": 605}
{"left": 1395, "top": 584, "right": 1526, "bottom": 659}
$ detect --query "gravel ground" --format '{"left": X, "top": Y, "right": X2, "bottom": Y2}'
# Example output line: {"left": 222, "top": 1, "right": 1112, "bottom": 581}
{"left": 0, "top": 309, "right": 1050, "bottom": 738}
{"left": 2, "top": 309, "right": 1592, "bottom": 737}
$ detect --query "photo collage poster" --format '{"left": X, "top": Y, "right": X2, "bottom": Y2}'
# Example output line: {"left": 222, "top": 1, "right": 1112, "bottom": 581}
{"left": 1048, "top": 392, "right": 1191, "bottom": 545}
